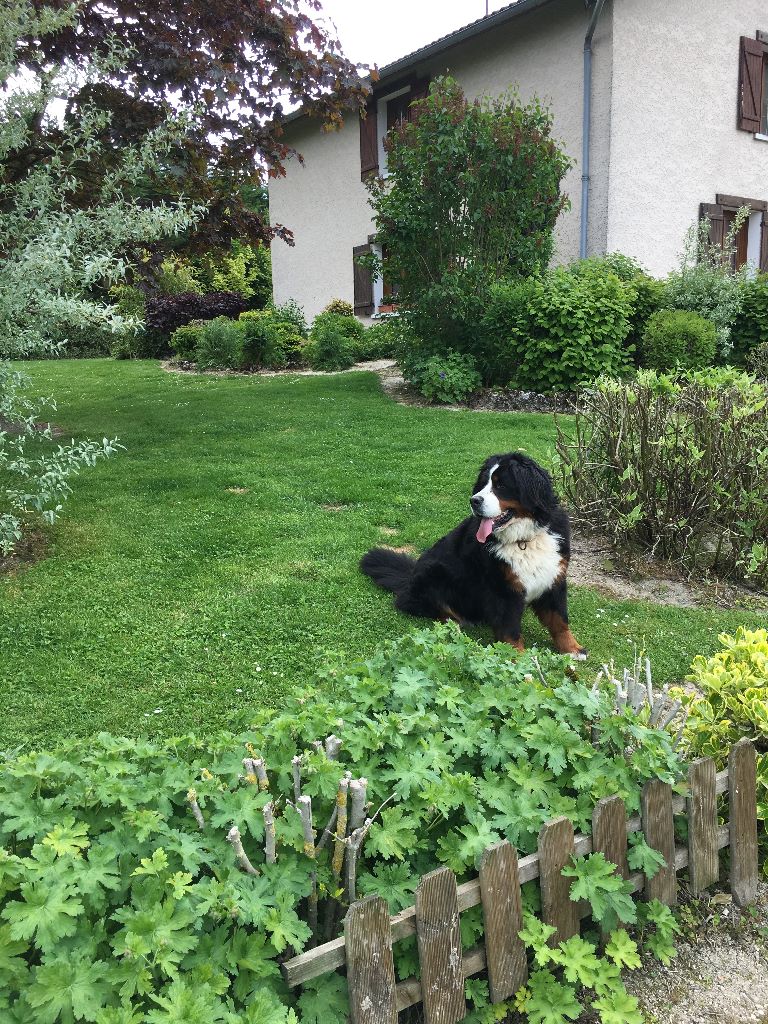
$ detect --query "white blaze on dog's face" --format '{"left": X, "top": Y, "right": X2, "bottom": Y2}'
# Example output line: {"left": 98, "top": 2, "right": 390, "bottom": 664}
{"left": 471, "top": 463, "right": 502, "bottom": 519}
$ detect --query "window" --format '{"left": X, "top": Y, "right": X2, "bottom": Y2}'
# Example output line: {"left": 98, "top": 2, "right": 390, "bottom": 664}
{"left": 359, "top": 78, "right": 429, "bottom": 180}
{"left": 701, "top": 195, "right": 768, "bottom": 273}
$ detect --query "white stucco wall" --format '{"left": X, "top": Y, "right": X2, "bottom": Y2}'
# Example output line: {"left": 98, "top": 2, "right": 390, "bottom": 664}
{"left": 269, "top": 0, "right": 613, "bottom": 322}
{"left": 269, "top": 116, "right": 375, "bottom": 321}
{"left": 607, "top": 0, "right": 768, "bottom": 276}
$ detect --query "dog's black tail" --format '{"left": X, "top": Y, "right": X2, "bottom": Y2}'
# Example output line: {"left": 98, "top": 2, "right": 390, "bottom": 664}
{"left": 360, "top": 548, "right": 416, "bottom": 595}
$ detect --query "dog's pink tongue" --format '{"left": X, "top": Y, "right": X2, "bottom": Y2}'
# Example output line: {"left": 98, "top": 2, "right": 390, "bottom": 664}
{"left": 476, "top": 518, "right": 494, "bottom": 544}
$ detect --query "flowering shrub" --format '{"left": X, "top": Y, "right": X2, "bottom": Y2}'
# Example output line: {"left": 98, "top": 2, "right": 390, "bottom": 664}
{"left": 405, "top": 350, "right": 481, "bottom": 403}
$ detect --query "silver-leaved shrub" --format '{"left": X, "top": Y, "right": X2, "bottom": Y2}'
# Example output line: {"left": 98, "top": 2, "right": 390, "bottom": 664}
{"left": 0, "top": 2, "right": 202, "bottom": 553}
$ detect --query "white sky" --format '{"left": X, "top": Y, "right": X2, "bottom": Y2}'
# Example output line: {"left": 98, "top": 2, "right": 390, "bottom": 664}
{"left": 314, "top": 0, "right": 514, "bottom": 69}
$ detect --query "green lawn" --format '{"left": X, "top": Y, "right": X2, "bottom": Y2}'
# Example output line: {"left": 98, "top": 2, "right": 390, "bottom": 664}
{"left": 0, "top": 359, "right": 763, "bottom": 750}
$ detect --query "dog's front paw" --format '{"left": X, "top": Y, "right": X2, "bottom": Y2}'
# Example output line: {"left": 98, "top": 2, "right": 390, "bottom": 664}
{"left": 569, "top": 649, "right": 588, "bottom": 661}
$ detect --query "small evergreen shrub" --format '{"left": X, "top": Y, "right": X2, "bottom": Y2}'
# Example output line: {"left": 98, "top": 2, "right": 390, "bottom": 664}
{"left": 556, "top": 369, "right": 768, "bottom": 582}
{"left": 322, "top": 298, "right": 355, "bottom": 318}
{"left": 145, "top": 291, "right": 248, "bottom": 337}
{"left": 674, "top": 627, "right": 768, "bottom": 869}
{"left": 238, "top": 310, "right": 304, "bottom": 369}
{"left": 730, "top": 273, "right": 768, "bottom": 366}
{"left": 640, "top": 309, "right": 717, "bottom": 371}
{"left": 270, "top": 298, "right": 308, "bottom": 338}
{"left": 747, "top": 340, "right": 768, "bottom": 379}
{"left": 353, "top": 317, "right": 403, "bottom": 360}
{"left": 194, "top": 317, "right": 244, "bottom": 369}
{"left": 170, "top": 321, "right": 207, "bottom": 360}
{"left": 306, "top": 311, "right": 365, "bottom": 370}
{"left": 407, "top": 350, "right": 482, "bottom": 404}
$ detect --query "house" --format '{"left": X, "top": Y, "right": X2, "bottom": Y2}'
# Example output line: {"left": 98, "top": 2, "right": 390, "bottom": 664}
{"left": 269, "top": 0, "right": 768, "bottom": 322}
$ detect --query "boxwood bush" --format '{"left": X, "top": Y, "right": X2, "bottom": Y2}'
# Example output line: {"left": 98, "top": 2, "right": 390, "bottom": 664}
{"left": 0, "top": 624, "right": 683, "bottom": 1023}
{"left": 305, "top": 311, "right": 365, "bottom": 371}
{"left": 640, "top": 309, "right": 717, "bottom": 371}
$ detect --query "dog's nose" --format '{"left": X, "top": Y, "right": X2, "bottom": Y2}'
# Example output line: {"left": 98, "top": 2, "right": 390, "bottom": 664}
{"left": 470, "top": 494, "right": 483, "bottom": 513}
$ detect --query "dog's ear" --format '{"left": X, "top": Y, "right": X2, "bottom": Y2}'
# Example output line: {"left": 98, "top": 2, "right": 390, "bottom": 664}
{"left": 472, "top": 455, "right": 503, "bottom": 495}
{"left": 511, "top": 456, "right": 557, "bottom": 525}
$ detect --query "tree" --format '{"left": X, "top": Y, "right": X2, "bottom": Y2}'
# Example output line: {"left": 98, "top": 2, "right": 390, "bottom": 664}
{"left": 16, "top": 0, "right": 369, "bottom": 252}
{"left": 365, "top": 77, "right": 572, "bottom": 359}
{"left": 0, "top": 2, "right": 200, "bottom": 554}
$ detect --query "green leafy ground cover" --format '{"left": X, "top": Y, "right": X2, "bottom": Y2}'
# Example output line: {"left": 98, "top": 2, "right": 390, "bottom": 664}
{"left": 0, "top": 359, "right": 764, "bottom": 749}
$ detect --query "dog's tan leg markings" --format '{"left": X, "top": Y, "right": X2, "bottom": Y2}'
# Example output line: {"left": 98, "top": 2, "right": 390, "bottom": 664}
{"left": 533, "top": 608, "right": 585, "bottom": 657}
{"left": 496, "top": 634, "right": 525, "bottom": 652}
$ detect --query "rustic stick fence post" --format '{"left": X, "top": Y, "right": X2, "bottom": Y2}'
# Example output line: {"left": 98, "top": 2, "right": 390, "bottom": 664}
{"left": 592, "top": 795, "right": 629, "bottom": 878}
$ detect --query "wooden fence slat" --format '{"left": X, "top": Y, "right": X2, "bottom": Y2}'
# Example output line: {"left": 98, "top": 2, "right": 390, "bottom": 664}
{"left": 538, "top": 817, "right": 578, "bottom": 944}
{"left": 282, "top": 767, "right": 735, "bottom": 988}
{"left": 729, "top": 739, "right": 758, "bottom": 907}
{"left": 345, "top": 896, "right": 397, "bottom": 1024}
{"left": 415, "top": 867, "right": 466, "bottom": 1024}
{"left": 687, "top": 757, "right": 718, "bottom": 894}
{"left": 479, "top": 841, "right": 527, "bottom": 1002}
{"left": 592, "top": 795, "right": 629, "bottom": 879}
{"left": 641, "top": 779, "right": 677, "bottom": 906}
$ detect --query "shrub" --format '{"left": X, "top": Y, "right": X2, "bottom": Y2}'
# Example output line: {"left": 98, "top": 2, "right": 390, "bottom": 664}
{"left": 354, "top": 317, "right": 401, "bottom": 361}
{"left": 364, "top": 76, "right": 571, "bottom": 361}
{"left": 145, "top": 291, "right": 248, "bottom": 337}
{"left": 270, "top": 298, "right": 309, "bottom": 338}
{"left": 238, "top": 310, "right": 304, "bottom": 369}
{"left": 663, "top": 210, "right": 750, "bottom": 356}
{"left": 675, "top": 628, "right": 768, "bottom": 869}
{"left": 570, "top": 255, "right": 665, "bottom": 363}
{"left": 747, "top": 340, "right": 768, "bottom": 378}
{"left": 731, "top": 273, "right": 768, "bottom": 366}
{"left": 306, "top": 311, "right": 365, "bottom": 370}
{"left": 170, "top": 321, "right": 207, "bottom": 360}
{"left": 407, "top": 350, "right": 482, "bottom": 404}
{"left": 154, "top": 256, "right": 203, "bottom": 295}
{"left": 640, "top": 309, "right": 717, "bottom": 371}
{"left": 555, "top": 369, "right": 768, "bottom": 583}
{"left": 193, "top": 241, "right": 271, "bottom": 307}
{"left": 322, "top": 298, "right": 355, "bottom": 317}
{"left": 194, "top": 317, "right": 244, "bottom": 369}
{"left": 482, "top": 266, "right": 635, "bottom": 391}
{"left": 0, "top": 623, "right": 683, "bottom": 1021}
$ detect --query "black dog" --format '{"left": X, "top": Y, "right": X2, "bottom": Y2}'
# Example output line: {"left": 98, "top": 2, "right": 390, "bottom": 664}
{"left": 360, "top": 452, "right": 586, "bottom": 657}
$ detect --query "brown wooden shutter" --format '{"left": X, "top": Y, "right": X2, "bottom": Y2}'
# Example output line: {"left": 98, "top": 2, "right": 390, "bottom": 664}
{"left": 700, "top": 202, "right": 725, "bottom": 248}
{"left": 353, "top": 244, "right": 373, "bottom": 316}
{"left": 409, "top": 78, "right": 430, "bottom": 118}
{"left": 738, "top": 36, "right": 765, "bottom": 132}
{"left": 359, "top": 100, "right": 379, "bottom": 179}
{"left": 760, "top": 213, "right": 768, "bottom": 272}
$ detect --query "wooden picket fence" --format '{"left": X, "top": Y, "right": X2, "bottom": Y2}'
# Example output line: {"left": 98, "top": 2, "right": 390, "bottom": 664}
{"left": 282, "top": 739, "right": 760, "bottom": 1024}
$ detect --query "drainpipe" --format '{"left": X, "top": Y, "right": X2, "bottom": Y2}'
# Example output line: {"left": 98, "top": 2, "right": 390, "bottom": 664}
{"left": 580, "top": 0, "right": 608, "bottom": 259}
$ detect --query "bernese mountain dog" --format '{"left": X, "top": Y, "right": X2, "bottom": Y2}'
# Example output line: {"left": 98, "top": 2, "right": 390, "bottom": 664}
{"left": 360, "top": 452, "right": 586, "bottom": 658}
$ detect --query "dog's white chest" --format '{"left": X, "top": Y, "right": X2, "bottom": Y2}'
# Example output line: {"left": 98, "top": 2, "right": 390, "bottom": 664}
{"left": 492, "top": 523, "right": 563, "bottom": 601}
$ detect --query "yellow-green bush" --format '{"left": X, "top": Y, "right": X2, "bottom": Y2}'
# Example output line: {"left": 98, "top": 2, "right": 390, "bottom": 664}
{"left": 675, "top": 627, "right": 768, "bottom": 869}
